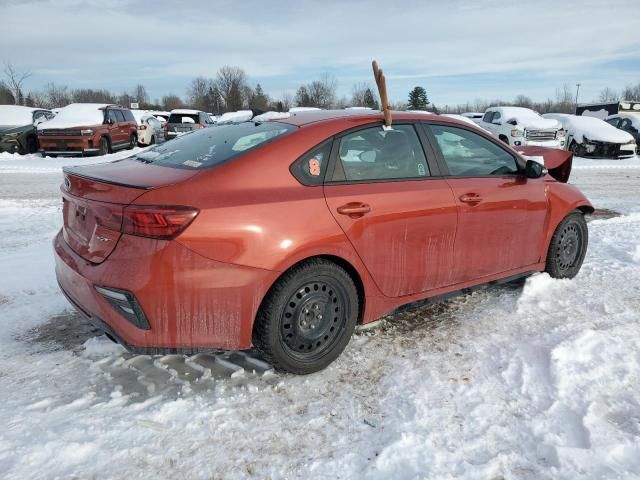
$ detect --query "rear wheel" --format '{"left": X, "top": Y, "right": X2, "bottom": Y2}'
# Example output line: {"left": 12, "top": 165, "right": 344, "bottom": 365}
{"left": 149, "top": 135, "right": 155, "bottom": 145}
{"left": 253, "top": 259, "right": 358, "bottom": 374}
{"left": 545, "top": 212, "right": 588, "bottom": 279}
{"left": 128, "top": 133, "right": 137, "bottom": 149}
{"left": 98, "top": 137, "right": 110, "bottom": 156}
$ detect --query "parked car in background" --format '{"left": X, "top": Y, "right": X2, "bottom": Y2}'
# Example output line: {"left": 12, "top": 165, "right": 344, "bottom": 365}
{"left": 576, "top": 100, "right": 640, "bottom": 119}
{"left": 0, "top": 105, "right": 54, "bottom": 154}
{"left": 132, "top": 111, "right": 164, "bottom": 146}
{"left": 148, "top": 111, "right": 169, "bottom": 123}
{"left": 54, "top": 110, "right": 592, "bottom": 374}
{"left": 164, "top": 109, "right": 214, "bottom": 140}
{"left": 605, "top": 113, "right": 640, "bottom": 144}
{"left": 480, "top": 107, "right": 565, "bottom": 148}
{"left": 442, "top": 114, "right": 487, "bottom": 130}
{"left": 38, "top": 104, "right": 137, "bottom": 156}
{"left": 543, "top": 113, "right": 636, "bottom": 158}
{"left": 461, "top": 112, "right": 484, "bottom": 124}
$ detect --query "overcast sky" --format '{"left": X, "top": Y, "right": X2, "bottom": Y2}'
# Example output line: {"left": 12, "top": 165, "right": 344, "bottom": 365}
{"left": 2, "top": 0, "right": 639, "bottom": 107}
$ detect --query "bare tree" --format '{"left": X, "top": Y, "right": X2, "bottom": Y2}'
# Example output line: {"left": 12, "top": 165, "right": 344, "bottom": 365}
{"left": 216, "top": 66, "right": 247, "bottom": 112}
{"left": 0, "top": 81, "right": 15, "bottom": 104}
{"left": 187, "top": 77, "right": 210, "bottom": 110}
{"left": 513, "top": 95, "right": 533, "bottom": 108}
{"left": 3, "top": 62, "right": 31, "bottom": 105}
{"left": 72, "top": 88, "right": 114, "bottom": 103}
{"left": 162, "top": 94, "right": 184, "bottom": 111}
{"left": 350, "top": 82, "right": 368, "bottom": 107}
{"left": 132, "top": 84, "right": 148, "bottom": 105}
{"left": 307, "top": 73, "right": 336, "bottom": 108}
{"left": 42, "top": 82, "right": 71, "bottom": 108}
{"left": 598, "top": 87, "right": 618, "bottom": 102}
{"left": 621, "top": 82, "right": 640, "bottom": 101}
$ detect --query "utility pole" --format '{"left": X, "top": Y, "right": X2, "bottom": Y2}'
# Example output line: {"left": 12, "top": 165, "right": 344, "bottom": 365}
{"left": 575, "top": 83, "right": 581, "bottom": 107}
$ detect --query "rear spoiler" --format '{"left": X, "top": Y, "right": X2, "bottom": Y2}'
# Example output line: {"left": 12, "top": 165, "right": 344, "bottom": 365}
{"left": 515, "top": 146, "right": 573, "bottom": 183}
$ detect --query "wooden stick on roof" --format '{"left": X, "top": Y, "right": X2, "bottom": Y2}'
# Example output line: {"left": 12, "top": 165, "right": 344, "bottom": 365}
{"left": 372, "top": 60, "right": 392, "bottom": 128}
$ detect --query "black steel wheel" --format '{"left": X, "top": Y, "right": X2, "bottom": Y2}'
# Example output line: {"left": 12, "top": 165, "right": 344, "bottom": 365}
{"left": 253, "top": 259, "right": 358, "bottom": 374}
{"left": 545, "top": 211, "right": 588, "bottom": 279}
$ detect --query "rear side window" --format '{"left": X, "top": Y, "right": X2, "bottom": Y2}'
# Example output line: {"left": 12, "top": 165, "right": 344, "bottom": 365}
{"left": 130, "top": 121, "right": 296, "bottom": 170}
{"left": 482, "top": 111, "right": 494, "bottom": 123}
{"left": 169, "top": 113, "right": 199, "bottom": 124}
{"left": 430, "top": 124, "right": 519, "bottom": 177}
{"left": 290, "top": 141, "right": 332, "bottom": 186}
{"left": 122, "top": 110, "right": 135, "bottom": 122}
{"left": 332, "top": 124, "right": 430, "bottom": 182}
{"left": 114, "top": 110, "right": 126, "bottom": 122}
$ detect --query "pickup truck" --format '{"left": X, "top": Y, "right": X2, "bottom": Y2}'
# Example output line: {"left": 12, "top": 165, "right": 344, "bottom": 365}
{"left": 480, "top": 106, "right": 565, "bottom": 148}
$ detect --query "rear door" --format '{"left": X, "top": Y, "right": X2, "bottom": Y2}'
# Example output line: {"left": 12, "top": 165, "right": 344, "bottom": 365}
{"left": 323, "top": 123, "right": 458, "bottom": 297}
{"left": 106, "top": 110, "right": 123, "bottom": 147}
{"left": 424, "top": 122, "right": 548, "bottom": 283}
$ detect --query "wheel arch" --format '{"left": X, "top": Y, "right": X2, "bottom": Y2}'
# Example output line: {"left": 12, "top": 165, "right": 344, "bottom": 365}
{"left": 255, "top": 254, "right": 366, "bottom": 331}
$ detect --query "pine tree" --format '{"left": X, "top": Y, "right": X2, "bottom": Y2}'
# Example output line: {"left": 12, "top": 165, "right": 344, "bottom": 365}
{"left": 363, "top": 88, "right": 379, "bottom": 110}
{"left": 408, "top": 86, "right": 429, "bottom": 110}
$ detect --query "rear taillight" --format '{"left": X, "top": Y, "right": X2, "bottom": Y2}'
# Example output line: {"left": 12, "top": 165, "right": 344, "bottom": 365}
{"left": 199, "top": 123, "right": 206, "bottom": 129}
{"left": 137, "top": 125, "right": 147, "bottom": 130}
{"left": 122, "top": 206, "right": 199, "bottom": 239}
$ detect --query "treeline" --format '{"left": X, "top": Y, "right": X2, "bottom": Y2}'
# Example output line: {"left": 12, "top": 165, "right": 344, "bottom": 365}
{"left": 1, "top": 61, "right": 639, "bottom": 114}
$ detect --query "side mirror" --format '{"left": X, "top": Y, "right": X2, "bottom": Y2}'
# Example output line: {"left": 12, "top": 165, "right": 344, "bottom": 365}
{"left": 525, "top": 159, "right": 546, "bottom": 179}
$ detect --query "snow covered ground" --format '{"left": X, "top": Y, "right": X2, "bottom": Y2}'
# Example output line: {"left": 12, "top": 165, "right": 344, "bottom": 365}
{"left": 0, "top": 150, "right": 639, "bottom": 479}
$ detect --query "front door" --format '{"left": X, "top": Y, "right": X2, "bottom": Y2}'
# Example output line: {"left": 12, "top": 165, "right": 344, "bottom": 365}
{"left": 425, "top": 122, "right": 548, "bottom": 283}
{"left": 323, "top": 123, "right": 458, "bottom": 297}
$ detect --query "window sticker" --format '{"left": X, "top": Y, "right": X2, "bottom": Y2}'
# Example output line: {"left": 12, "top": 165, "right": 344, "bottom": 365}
{"left": 308, "top": 158, "right": 321, "bottom": 176}
{"left": 182, "top": 160, "right": 203, "bottom": 168}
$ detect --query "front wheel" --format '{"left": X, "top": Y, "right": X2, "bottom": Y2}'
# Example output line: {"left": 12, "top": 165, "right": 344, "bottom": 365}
{"left": 98, "top": 137, "right": 110, "bottom": 156}
{"left": 253, "top": 259, "right": 359, "bottom": 374}
{"left": 545, "top": 212, "right": 588, "bottom": 279}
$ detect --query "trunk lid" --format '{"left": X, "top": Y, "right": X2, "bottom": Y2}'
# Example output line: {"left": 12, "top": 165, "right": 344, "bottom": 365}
{"left": 61, "top": 158, "right": 199, "bottom": 263}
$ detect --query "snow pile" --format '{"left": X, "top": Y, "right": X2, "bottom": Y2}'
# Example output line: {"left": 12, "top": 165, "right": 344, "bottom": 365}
{"left": 0, "top": 105, "right": 42, "bottom": 126}
{"left": 215, "top": 110, "right": 254, "bottom": 124}
{"left": 37, "top": 103, "right": 110, "bottom": 129}
{"left": 252, "top": 111, "right": 291, "bottom": 122}
{"left": 442, "top": 113, "right": 486, "bottom": 129}
{"left": 494, "top": 106, "right": 560, "bottom": 129}
{"left": 544, "top": 113, "right": 634, "bottom": 144}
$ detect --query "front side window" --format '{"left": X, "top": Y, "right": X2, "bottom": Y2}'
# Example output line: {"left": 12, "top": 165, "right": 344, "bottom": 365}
{"left": 430, "top": 124, "right": 519, "bottom": 177}
{"left": 114, "top": 110, "right": 126, "bottom": 122}
{"left": 106, "top": 110, "right": 119, "bottom": 123}
{"left": 128, "top": 121, "right": 295, "bottom": 170}
{"left": 605, "top": 118, "right": 619, "bottom": 127}
{"left": 332, "top": 124, "right": 430, "bottom": 182}
{"left": 620, "top": 119, "right": 632, "bottom": 130}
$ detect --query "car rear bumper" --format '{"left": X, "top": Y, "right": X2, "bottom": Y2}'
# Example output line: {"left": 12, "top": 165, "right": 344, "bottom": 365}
{"left": 54, "top": 229, "right": 276, "bottom": 352}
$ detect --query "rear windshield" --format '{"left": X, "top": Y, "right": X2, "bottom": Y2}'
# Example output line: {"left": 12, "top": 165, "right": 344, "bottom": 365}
{"left": 168, "top": 113, "right": 199, "bottom": 124}
{"left": 130, "top": 121, "right": 296, "bottom": 170}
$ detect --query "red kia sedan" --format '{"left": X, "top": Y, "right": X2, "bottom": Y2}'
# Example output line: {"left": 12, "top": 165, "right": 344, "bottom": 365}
{"left": 54, "top": 110, "right": 592, "bottom": 374}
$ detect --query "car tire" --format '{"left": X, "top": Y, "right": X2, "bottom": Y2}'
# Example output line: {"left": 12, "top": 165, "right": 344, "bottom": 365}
{"left": 569, "top": 141, "right": 584, "bottom": 157}
{"left": 26, "top": 136, "right": 38, "bottom": 154}
{"left": 253, "top": 259, "right": 359, "bottom": 374}
{"left": 98, "top": 137, "right": 110, "bottom": 156}
{"left": 149, "top": 135, "right": 155, "bottom": 145}
{"left": 545, "top": 211, "right": 588, "bottom": 279}
{"left": 128, "top": 134, "right": 137, "bottom": 149}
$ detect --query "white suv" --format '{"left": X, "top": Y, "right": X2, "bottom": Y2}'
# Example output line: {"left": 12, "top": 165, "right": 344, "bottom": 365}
{"left": 480, "top": 107, "right": 565, "bottom": 148}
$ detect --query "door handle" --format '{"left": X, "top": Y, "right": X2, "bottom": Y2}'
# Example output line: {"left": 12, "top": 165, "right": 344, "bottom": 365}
{"left": 337, "top": 202, "right": 371, "bottom": 218}
{"left": 459, "top": 194, "right": 483, "bottom": 204}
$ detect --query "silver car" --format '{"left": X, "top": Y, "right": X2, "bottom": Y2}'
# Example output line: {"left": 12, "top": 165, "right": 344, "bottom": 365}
{"left": 164, "top": 109, "right": 215, "bottom": 140}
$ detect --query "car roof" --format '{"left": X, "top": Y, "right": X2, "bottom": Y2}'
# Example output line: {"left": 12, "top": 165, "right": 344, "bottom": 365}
{"left": 276, "top": 109, "right": 443, "bottom": 127}
{"left": 171, "top": 109, "right": 203, "bottom": 114}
